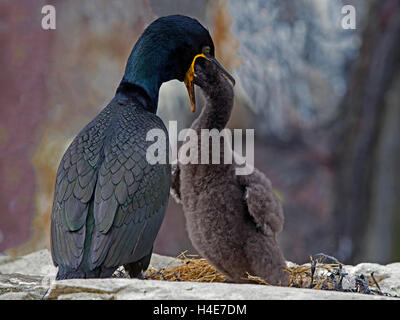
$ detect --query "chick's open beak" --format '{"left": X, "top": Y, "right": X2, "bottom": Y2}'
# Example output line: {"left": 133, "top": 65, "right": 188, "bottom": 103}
{"left": 184, "top": 53, "right": 235, "bottom": 112}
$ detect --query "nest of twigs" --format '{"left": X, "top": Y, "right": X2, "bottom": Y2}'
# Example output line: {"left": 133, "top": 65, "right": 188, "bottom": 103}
{"left": 141, "top": 252, "right": 397, "bottom": 298}
{"left": 144, "top": 252, "right": 227, "bottom": 283}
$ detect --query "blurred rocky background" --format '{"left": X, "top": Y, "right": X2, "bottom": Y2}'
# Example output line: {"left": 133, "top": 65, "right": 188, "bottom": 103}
{"left": 0, "top": 0, "right": 399, "bottom": 265}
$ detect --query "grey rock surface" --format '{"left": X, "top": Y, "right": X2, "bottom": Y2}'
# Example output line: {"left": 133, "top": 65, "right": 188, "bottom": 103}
{"left": 45, "top": 277, "right": 395, "bottom": 300}
{"left": 0, "top": 249, "right": 56, "bottom": 277}
{"left": 346, "top": 262, "right": 400, "bottom": 296}
{"left": 0, "top": 250, "right": 399, "bottom": 300}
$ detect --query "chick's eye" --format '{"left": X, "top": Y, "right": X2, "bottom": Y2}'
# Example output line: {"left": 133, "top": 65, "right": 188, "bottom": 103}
{"left": 202, "top": 46, "right": 211, "bottom": 54}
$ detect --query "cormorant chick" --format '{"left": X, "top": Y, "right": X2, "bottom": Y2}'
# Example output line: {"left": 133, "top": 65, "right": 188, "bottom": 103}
{"left": 171, "top": 60, "right": 289, "bottom": 285}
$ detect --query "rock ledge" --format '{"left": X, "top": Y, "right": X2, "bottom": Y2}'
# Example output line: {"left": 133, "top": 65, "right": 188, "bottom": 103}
{"left": 0, "top": 250, "right": 399, "bottom": 300}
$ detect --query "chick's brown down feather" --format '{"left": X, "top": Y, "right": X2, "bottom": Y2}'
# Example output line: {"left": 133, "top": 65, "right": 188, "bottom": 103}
{"left": 171, "top": 60, "right": 289, "bottom": 285}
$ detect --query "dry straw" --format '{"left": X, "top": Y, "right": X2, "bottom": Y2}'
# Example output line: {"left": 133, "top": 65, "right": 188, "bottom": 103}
{"left": 144, "top": 252, "right": 387, "bottom": 296}
{"left": 145, "top": 252, "right": 227, "bottom": 283}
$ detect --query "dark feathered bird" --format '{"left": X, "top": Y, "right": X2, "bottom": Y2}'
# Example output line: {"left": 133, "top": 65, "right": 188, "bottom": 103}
{"left": 50, "top": 15, "right": 233, "bottom": 279}
{"left": 171, "top": 59, "right": 289, "bottom": 285}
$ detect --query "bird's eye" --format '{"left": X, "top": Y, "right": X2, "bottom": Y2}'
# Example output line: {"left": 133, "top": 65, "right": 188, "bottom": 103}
{"left": 202, "top": 46, "right": 211, "bottom": 55}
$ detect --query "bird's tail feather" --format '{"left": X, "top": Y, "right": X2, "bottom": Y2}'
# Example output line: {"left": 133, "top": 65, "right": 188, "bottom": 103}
{"left": 56, "top": 265, "right": 115, "bottom": 279}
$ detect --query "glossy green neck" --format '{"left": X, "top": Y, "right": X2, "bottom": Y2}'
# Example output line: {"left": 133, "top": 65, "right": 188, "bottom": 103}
{"left": 120, "top": 29, "right": 185, "bottom": 112}
{"left": 117, "top": 15, "right": 215, "bottom": 113}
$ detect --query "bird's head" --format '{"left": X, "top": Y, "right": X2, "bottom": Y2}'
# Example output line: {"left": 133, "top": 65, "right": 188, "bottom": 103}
{"left": 120, "top": 15, "right": 235, "bottom": 112}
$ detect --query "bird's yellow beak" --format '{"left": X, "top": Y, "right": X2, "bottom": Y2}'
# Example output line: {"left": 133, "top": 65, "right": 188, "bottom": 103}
{"left": 184, "top": 53, "right": 206, "bottom": 113}
{"left": 184, "top": 53, "right": 235, "bottom": 112}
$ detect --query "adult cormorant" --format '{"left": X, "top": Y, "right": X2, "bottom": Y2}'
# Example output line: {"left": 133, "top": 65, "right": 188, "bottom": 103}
{"left": 50, "top": 15, "right": 233, "bottom": 279}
